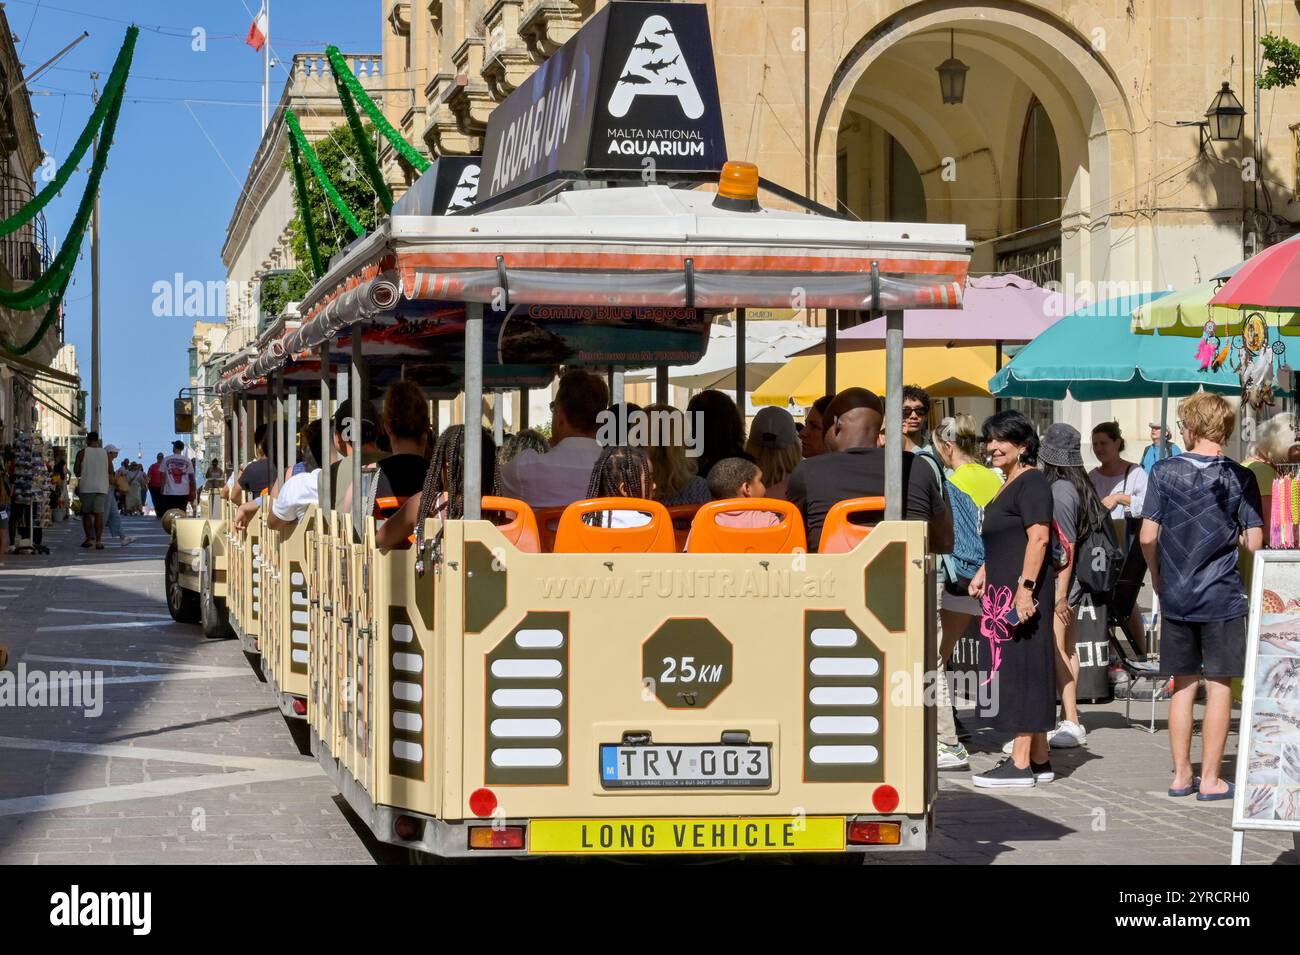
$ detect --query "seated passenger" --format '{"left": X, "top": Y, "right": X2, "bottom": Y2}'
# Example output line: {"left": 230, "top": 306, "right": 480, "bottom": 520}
{"left": 584, "top": 445, "right": 655, "bottom": 528}
{"left": 785, "top": 387, "right": 952, "bottom": 552}
{"left": 376, "top": 425, "right": 497, "bottom": 552}
{"left": 376, "top": 380, "right": 431, "bottom": 499}
{"left": 744, "top": 406, "right": 801, "bottom": 500}
{"left": 644, "top": 403, "right": 710, "bottom": 506}
{"left": 328, "top": 398, "right": 385, "bottom": 513}
{"left": 497, "top": 429, "right": 549, "bottom": 474}
{"left": 231, "top": 424, "right": 272, "bottom": 505}
{"left": 687, "top": 389, "right": 752, "bottom": 477}
{"left": 233, "top": 419, "right": 328, "bottom": 532}
{"left": 682, "top": 457, "right": 782, "bottom": 550}
{"left": 499, "top": 369, "right": 606, "bottom": 508}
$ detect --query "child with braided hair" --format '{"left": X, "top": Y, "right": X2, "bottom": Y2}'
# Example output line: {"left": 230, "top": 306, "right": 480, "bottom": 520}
{"left": 375, "top": 425, "right": 497, "bottom": 559}
{"left": 584, "top": 445, "right": 656, "bottom": 529}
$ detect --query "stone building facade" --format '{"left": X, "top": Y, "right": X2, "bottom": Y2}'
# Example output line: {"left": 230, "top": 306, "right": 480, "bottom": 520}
{"left": 379, "top": 0, "right": 1300, "bottom": 449}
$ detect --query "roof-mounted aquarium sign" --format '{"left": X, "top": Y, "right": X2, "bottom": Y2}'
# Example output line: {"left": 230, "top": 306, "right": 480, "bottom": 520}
{"left": 391, "top": 155, "right": 481, "bottom": 216}
{"left": 478, "top": 1, "right": 726, "bottom": 206}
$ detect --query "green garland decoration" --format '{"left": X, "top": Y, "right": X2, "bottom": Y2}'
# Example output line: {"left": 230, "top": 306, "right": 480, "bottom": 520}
{"left": 325, "top": 46, "right": 430, "bottom": 174}
{"left": 0, "top": 43, "right": 132, "bottom": 313}
{"left": 0, "top": 25, "right": 139, "bottom": 239}
{"left": 327, "top": 54, "right": 393, "bottom": 214}
{"left": 285, "top": 110, "right": 366, "bottom": 240}
{"left": 0, "top": 274, "right": 71, "bottom": 356}
{"left": 288, "top": 131, "right": 325, "bottom": 279}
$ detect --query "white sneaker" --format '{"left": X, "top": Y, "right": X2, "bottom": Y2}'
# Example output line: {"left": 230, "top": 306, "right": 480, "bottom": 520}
{"left": 121, "top": 536, "right": 136, "bottom": 547}
{"left": 1049, "top": 720, "right": 1087, "bottom": 748}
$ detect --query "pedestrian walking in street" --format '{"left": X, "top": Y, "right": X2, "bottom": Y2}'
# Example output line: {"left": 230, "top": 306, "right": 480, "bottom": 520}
{"left": 1139, "top": 392, "right": 1263, "bottom": 801}
{"left": 931, "top": 414, "right": 1002, "bottom": 770}
{"left": 1140, "top": 422, "right": 1181, "bottom": 473}
{"left": 1039, "top": 423, "right": 1114, "bottom": 750}
{"left": 969, "top": 410, "right": 1055, "bottom": 789}
{"left": 74, "top": 431, "right": 111, "bottom": 548}
{"left": 102, "top": 445, "right": 136, "bottom": 546}
{"left": 158, "top": 441, "right": 196, "bottom": 519}
{"left": 146, "top": 452, "right": 165, "bottom": 515}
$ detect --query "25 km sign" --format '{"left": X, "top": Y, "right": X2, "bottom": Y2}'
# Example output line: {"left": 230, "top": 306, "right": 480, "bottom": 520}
{"left": 643, "top": 619, "right": 732, "bottom": 708}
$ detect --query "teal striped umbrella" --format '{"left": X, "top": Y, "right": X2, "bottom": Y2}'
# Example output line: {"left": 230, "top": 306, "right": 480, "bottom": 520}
{"left": 988, "top": 292, "right": 1258, "bottom": 400}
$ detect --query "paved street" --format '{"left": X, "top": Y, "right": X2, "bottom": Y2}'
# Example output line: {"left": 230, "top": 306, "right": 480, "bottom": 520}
{"left": 0, "top": 516, "right": 1295, "bottom": 865}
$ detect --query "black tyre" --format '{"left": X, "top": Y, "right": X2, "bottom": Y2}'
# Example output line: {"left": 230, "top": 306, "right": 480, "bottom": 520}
{"left": 166, "top": 539, "right": 201, "bottom": 624}
{"left": 199, "top": 542, "right": 233, "bottom": 639}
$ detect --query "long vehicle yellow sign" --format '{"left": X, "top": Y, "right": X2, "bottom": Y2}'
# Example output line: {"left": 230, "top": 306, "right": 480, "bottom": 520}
{"left": 529, "top": 816, "right": 845, "bottom": 854}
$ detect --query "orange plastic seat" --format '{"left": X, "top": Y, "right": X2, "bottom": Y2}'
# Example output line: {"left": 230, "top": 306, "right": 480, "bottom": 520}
{"left": 534, "top": 507, "right": 565, "bottom": 553}
{"left": 667, "top": 504, "right": 702, "bottom": 552}
{"left": 686, "top": 498, "right": 806, "bottom": 554}
{"left": 482, "top": 496, "right": 540, "bottom": 554}
{"left": 818, "top": 496, "right": 887, "bottom": 554}
{"left": 553, "top": 498, "right": 676, "bottom": 554}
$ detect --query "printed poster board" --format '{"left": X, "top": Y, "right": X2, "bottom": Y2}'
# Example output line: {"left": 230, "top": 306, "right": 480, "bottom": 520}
{"left": 1233, "top": 551, "right": 1300, "bottom": 833}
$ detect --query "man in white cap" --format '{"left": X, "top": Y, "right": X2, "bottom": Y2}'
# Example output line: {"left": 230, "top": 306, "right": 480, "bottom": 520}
{"left": 102, "top": 445, "right": 136, "bottom": 547}
{"left": 1140, "top": 421, "right": 1181, "bottom": 473}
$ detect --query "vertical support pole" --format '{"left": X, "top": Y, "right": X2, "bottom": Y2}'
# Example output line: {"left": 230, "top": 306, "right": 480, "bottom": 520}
{"left": 319, "top": 344, "right": 331, "bottom": 513}
{"left": 735, "top": 307, "right": 747, "bottom": 415}
{"left": 430, "top": 398, "right": 439, "bottom": 436}
{"left": 880, "top": 264, "right": 905, "bottom": 523}
{"left": 656, "top": 366, "right": 669, "bottom": 405}
{"left": 288, "top": 388, "right": 298, "bottom": 472}
{"left": 611, "top": 369, "right": 625, "bottom": 405}
{"left": 1159, "top": 383, "right": 1170, "bottom": 460}
{"left": 238, "top": 401, "right": 248, "bottom": 474}
{"left": 519, "top": 387, "right": 530, "bottom": 431}
{"left": 825, "top": 308, "right": 838, "bottom": 398}
{"left": 274, "top": 372, "right": 284, "bottom": 486}
{"left": 464, "top": 302, "right": 485, "bottom": 521}
{"left": 493, "top": 393, "right": 505, "bottom": 446}
{"left": 350, "top": 332, "right": 364, "bottom": 535}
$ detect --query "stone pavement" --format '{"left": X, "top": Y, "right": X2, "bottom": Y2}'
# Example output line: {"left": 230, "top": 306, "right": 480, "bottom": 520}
{"left": 0, "top": 516, "right": 1295, "bottom": 865}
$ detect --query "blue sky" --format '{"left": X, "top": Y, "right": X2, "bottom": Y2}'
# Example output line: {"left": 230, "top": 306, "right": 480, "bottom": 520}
{"left": 19, "top": 0, "right": 376, "bottom": 459}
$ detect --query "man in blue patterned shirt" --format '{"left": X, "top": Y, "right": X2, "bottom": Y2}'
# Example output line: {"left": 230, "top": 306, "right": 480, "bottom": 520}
{"left": 1140, "top": 393, "right": 1263, "bottom": 802}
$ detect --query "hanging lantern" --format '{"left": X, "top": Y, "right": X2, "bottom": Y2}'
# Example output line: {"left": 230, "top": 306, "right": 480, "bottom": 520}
{"left": 936, "top": 30, "right": 969, "bottom": 106}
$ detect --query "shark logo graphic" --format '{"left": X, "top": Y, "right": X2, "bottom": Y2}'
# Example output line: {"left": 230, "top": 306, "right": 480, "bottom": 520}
{"left": 607, "top": 15, "right": 703, "bottom": 119}
{"left": 447, "top": 164, "right": 479, "bottom": 211}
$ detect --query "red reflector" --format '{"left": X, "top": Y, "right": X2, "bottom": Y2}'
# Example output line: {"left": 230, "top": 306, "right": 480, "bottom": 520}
{"left": 393, "top": 814, "right": 422, "bottom": 841}
{"left": 468, "top": 787, "right": 498, "bottom": 818}
{"left": 468, "top": 826, "right": 525, "bottom": 850}
{"left": 291, "top": 697, "right": 307, "bottom": 715}
{"left": 847, "top": 821, "right": 901, "bottom": 845}
{"left": 871, "top": 784, "right": 900, "bottom": 813}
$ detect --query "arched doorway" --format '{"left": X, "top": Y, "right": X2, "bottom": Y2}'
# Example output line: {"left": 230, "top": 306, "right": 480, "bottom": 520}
{"left": 820, "top": 2, "right": 1135, "bottom": 288}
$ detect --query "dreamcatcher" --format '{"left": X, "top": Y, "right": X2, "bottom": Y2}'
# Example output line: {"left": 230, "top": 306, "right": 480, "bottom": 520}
{"left": 1197, "top": 312, "right": 1289, "bottom": 409}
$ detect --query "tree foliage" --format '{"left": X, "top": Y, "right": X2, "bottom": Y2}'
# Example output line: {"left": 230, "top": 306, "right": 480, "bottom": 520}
{"left": 1259, "top": 33, "right": 1300, "bottom": 90}
{"left": 259, "top": 269, "right": 313, "bottom": 324}
{"left": 285, "top": 122, "right": 383, "bottom": 272}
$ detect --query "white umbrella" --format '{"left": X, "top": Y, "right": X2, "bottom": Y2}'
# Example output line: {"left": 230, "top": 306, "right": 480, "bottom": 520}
{"left": 625, "top": 321, "right": 824, "bottom": 391}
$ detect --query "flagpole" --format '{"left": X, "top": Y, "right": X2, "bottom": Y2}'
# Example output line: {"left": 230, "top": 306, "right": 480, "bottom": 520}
{"left": 262, "top": 1, "right": 270, "bottom": 132}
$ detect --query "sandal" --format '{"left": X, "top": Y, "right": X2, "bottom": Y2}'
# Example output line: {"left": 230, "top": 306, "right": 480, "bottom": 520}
{"left": 81, "top": 539, "right": 93, "bottom": 548}
{"left": 94, "top": 542, "right": 104, "bottom": 549}
{"left": 1195, "top": 781, "right": 1235, "bottom": 802}
{"left": 1168, "top": 776, "right": 1201, "bottom": 797}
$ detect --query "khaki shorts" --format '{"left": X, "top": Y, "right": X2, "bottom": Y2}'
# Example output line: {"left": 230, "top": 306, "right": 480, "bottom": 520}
{"left": 79, "top": 492, "right": 108, "bottom": 516}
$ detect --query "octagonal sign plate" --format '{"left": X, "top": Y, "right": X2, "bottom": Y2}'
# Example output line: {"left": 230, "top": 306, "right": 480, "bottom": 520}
{"left": 643, "top": 618, "right": 733, "bottom": 708}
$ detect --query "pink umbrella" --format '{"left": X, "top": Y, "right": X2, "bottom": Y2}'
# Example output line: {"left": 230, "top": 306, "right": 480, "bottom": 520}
{"left": 1209, "top": 233, "right": 1300, "bottom": 311}
{"left": 794, "top": 274, "right": 1066, "bottom": 357}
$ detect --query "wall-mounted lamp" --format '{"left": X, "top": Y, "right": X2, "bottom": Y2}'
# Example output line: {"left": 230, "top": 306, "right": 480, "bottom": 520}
{"left": 1178, "top": 82, "right": 1246, "bottom": 150}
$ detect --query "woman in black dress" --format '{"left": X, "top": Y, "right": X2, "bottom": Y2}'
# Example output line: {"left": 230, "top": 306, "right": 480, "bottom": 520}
{"left": 969, "top": 411, "right": 1055, "bottom": 788}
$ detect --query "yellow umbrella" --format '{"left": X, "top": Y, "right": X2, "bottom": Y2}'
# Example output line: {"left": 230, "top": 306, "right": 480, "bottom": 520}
{"left": 1130, "top": 281, "right": 1293, "bottom": 337}
{"left": 752, "top": 346, "right": 998, "bottom": 406}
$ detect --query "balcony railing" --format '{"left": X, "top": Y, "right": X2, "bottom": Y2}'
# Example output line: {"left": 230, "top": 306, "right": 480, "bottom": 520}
{"left": 993, "top": 222, "right": 1061, "bottom": 288}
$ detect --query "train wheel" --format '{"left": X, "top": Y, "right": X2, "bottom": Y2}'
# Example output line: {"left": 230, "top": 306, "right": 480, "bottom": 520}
{"left": 199, "top": 542, "right": 233, "bottom": 639}
{"left": 166, "top": 539, "right": 200, "bottom": 624}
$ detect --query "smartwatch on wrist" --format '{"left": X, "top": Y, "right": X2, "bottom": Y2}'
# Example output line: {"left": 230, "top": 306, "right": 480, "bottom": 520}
{"left": 1018, "top": 576, "right": 1035, "bottom": 590}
